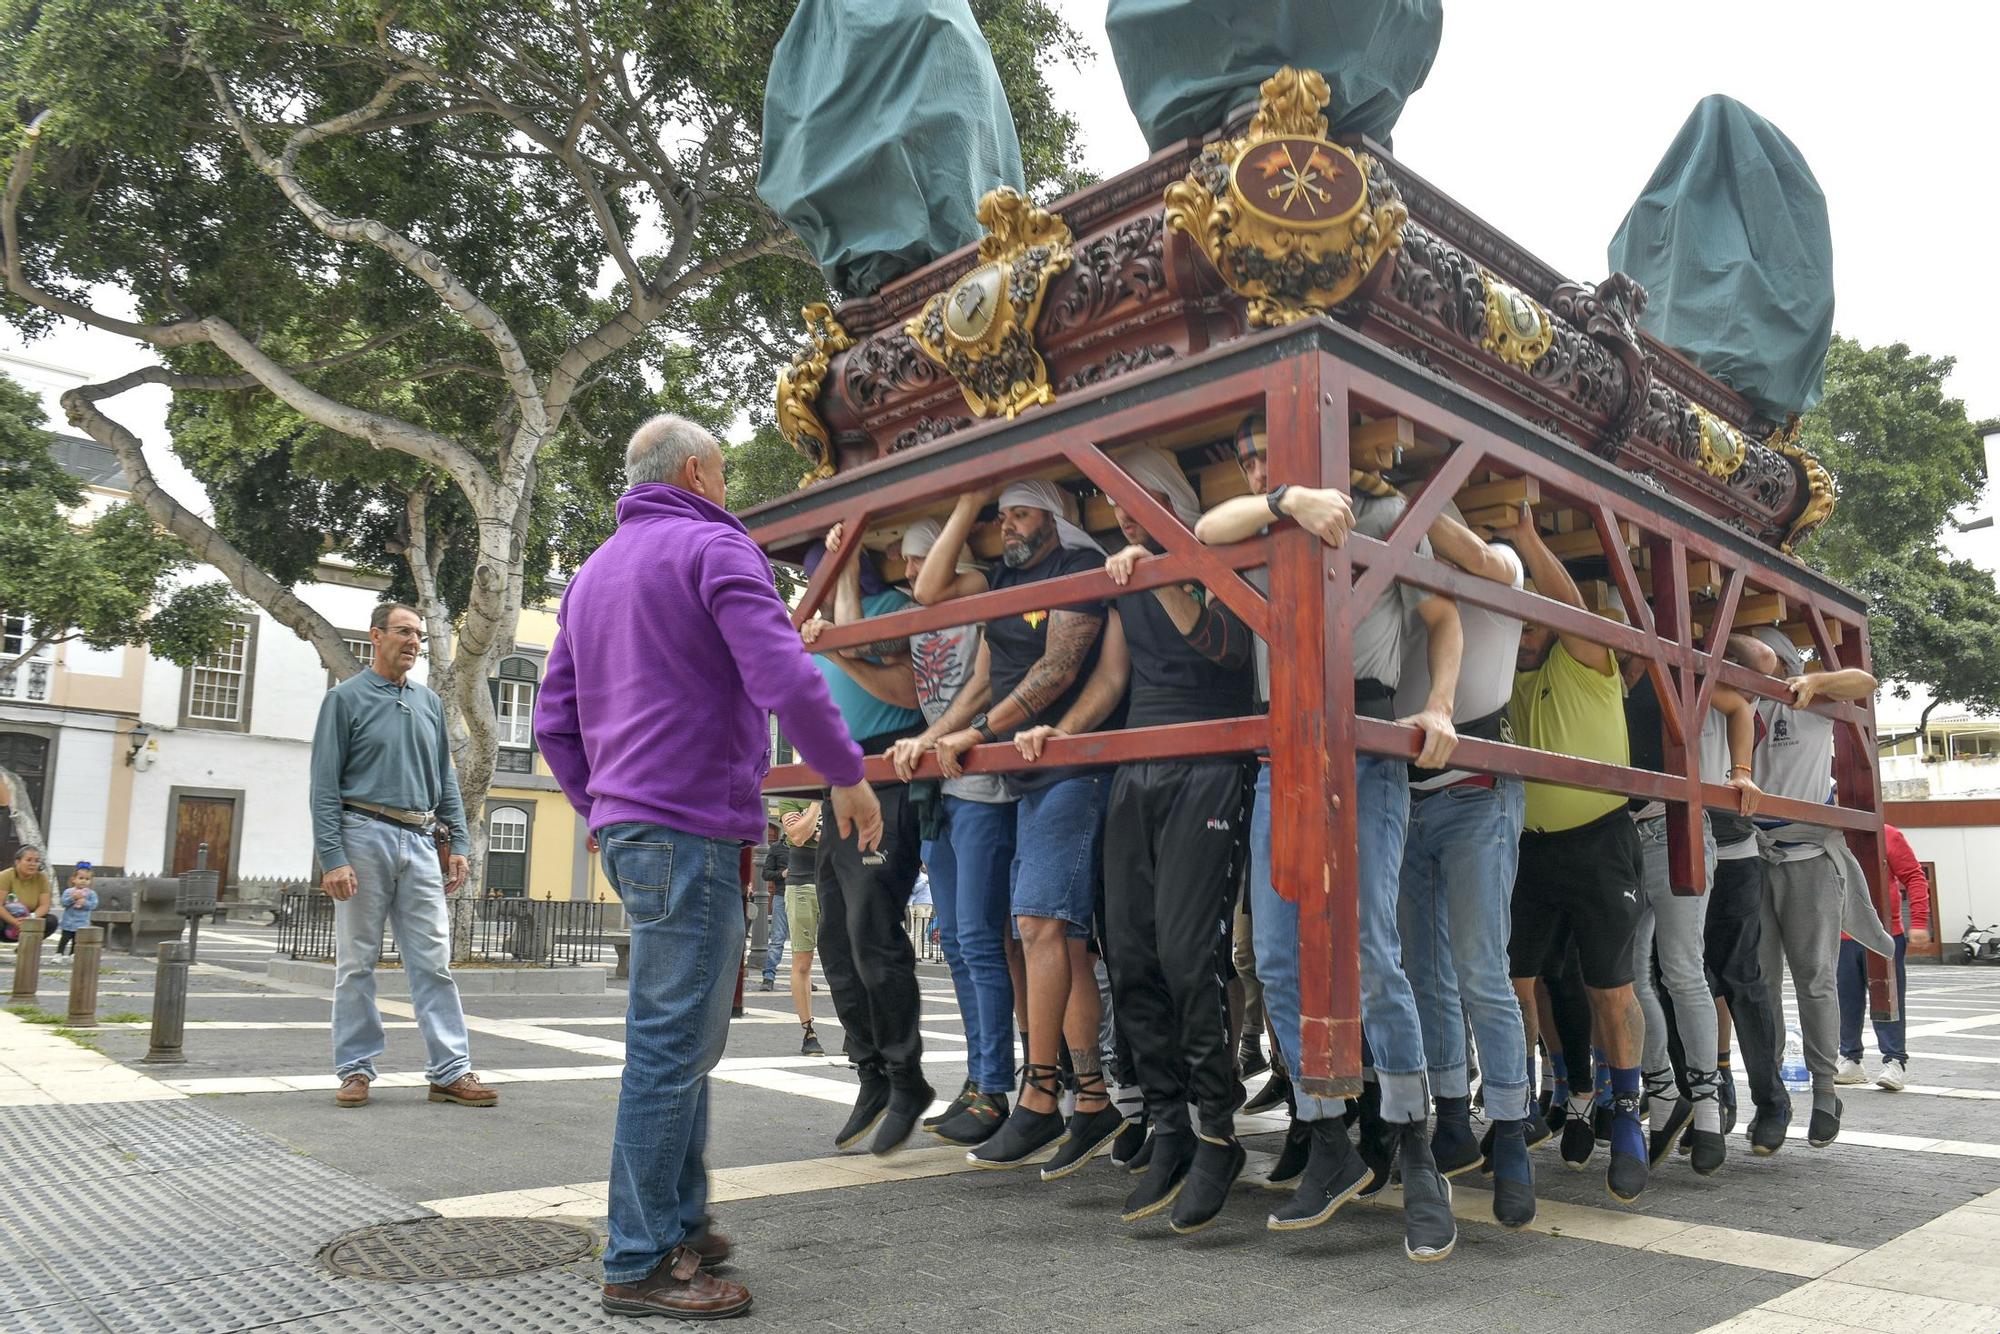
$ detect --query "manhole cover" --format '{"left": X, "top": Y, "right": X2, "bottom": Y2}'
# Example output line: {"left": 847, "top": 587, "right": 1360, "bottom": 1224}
{"left": 321, "top": 1217, "right": 596, "bottom": 1282}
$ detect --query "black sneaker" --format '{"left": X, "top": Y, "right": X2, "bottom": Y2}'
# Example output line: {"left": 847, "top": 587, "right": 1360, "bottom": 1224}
{"left": 1807, "top": 1097, "right": 1843, "bottom": 1148}
{"left": 1238, "top": 1039, "right": 1270, "bottom": 1081}
{"left": 1109, "top": 1116, "right": 1148, "bottom": 1168}
{"left": 1560, "top": 1114, "right": 1595, "bottom": 1171}
{"left": 1648, "top": 1096, "right": 1693, "bottom": 1166}
{"left": 835, "top": 1071, "right": 891, "bottom": 1151}
{"left": 1606, "top": 1094, "right": 1647, "bottom": 1204}
{"left": 800, "top": 1025, "right": 824, "bottom": 1058}
{"left": 968, "top": 1105, "right": 1067, "bottom": 1168}
{"left": 1396, "top": 1121, "right": 1457, "bottom": 1263}
{"left": 1267, "top": 1119, "right": 1369, "bottom": 1231}
{"left": 1748, "top": 1100, "right": 1791, "bottom": 1156}
{"left": 870, "top": 1079, "right": 936, "bottom": 1156}
{"left": 1264, "top": 1118, "right": 1311, "bottom": 1190}
{"left": 1355, "top": 1082, "right": 1394, "bottom": 1199}
{"left": 1431, "top": 1096, "right": 1480, "bottom": 1179}
{"left": 925, "top": 1079, "right": 975, "bottom": 1131}
{"left": 1121, "top": 1130, "right": 1194, "bottom": 1222}
{"left": 1242, "top": 1064, "right": 1291, "bottom": 1116}
{"left": 1039, "top": 1104, "right": 1125, "bottom": 1181}
{"left": 1170, "top": 1138, "right": 1246, "bottom": 1235}
{"left": 1486, "top": 1118, "right": 1536, "bottom": 1230}
{"left": 933, "top": 1091, "right": 1009, "bottom": 1146}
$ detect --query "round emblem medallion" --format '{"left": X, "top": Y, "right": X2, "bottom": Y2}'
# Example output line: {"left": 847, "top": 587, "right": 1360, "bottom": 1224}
{"left": 943, "top": 261, "right": 1008, "bottom": 344}
{"left": 1500, "top": 290, "right": 1542, "bottom": 341}
{"left": 1229, "top": 137, "right": 1367, "bottom": 230}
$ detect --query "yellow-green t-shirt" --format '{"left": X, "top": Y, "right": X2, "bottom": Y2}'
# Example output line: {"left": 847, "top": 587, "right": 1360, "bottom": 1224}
{"left": 0, "top": 867, "right": 53, "bottom": 916}
{"left": 1511, "top": 640, "right": 1629, "bottom": 834}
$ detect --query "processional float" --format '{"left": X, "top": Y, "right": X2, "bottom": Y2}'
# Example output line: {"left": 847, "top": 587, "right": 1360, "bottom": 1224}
{"left": 746, "top": 0, "right": 1888, "bottom": 1098}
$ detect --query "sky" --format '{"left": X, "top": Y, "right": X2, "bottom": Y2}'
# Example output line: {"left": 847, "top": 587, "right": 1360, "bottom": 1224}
{"left": 1043, "top": 1, "right": 2000, "bottom": 423}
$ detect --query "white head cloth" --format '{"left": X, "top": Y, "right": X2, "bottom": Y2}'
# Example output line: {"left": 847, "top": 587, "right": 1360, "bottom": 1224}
{"left": 998, "top": 480, "right": 1103, "bottom": 553}
{"left": 900, "top": 518, "right": 984, "bottom": 574}
{"left": 1115, "top": 446, "right": 1201, "bottom": 529}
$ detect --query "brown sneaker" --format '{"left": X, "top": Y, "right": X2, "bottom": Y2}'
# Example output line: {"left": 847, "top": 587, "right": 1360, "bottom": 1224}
{"left": 428, "top": 1073, "right": 498, "bottom": 1107}
{"left": 602, "top": 1245, "right": 750, "bottom": 1320}
{"left": 335, "top": 1074, "right": 371, "bottom": 1108}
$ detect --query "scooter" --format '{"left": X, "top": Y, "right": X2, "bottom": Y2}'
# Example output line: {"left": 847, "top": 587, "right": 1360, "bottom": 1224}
{"left": 1961, "top": 917, "right": 2000, "bottom": 964}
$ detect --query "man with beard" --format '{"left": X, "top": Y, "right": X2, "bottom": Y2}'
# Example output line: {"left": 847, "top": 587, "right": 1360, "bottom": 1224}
{"left": 913, "top": 481, "right": 1131, "bottom": 1175}
{"left": 1196, "top": 416, "right": 1465, "bottom": 1263}
{"left": 1099, "top": 446, "right": 1256, "bottom": 1233}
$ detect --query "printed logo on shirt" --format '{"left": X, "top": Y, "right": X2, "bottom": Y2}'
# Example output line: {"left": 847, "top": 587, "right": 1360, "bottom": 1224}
{"left": 1023, "top": 611, "right": 1048, "bottom": 629}
{"left": 1771, "top": 715, "right": 1792, "bottom": 743}
{"left": 1205, "top": 818, "right": 1231, "bottom": 831}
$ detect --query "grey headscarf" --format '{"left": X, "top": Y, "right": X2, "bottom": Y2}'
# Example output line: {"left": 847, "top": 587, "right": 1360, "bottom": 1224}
{"left": 998, "top": 480, "right": 1103, "bottom": 553}
{"left": 900, "top": 518, "right": 984, "bottom": 574}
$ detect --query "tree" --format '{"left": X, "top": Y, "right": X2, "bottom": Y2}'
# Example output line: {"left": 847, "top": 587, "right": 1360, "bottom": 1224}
{"left": 1, "top": 0, "right": 1088, "bottom": 886}
{"left": 0, "top": 370, "right": 239, "bottom": 680}
{"left": 1794, "top": 336, "right": 2000, "bottom": 743}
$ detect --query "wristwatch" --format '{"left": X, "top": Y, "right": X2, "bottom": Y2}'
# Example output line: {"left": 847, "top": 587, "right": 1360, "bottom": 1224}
{"left": 971, "top": 713, "right": 998, "bottom": 743}
{"left": 1266, "top": 484, "right": 1291, "bottom": 518}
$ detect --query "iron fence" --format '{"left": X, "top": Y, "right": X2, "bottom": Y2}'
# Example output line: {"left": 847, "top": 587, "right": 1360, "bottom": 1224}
{"left": 278, "top": 892, "right": 612, "bottom": 967}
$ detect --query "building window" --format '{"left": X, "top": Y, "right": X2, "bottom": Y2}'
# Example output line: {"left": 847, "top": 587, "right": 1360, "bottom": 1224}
{"left": 487, "top": 804, "right": 530, "bottom": 897}
{"left": 181, "top": 620, "right": 256, "bottom": 731}
{"left": 0, "top": 615, "right": 53, "bottom": 702}
{"left": 330, "top": 633, "right": 375, "bottom": 687}
{"left": 492, "top": 655, "right": 540, "bottom": 774}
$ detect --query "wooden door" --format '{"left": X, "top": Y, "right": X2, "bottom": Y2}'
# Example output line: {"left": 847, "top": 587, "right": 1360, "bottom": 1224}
{"left": 171, "top": 796, "right": 235, "bottom": 879}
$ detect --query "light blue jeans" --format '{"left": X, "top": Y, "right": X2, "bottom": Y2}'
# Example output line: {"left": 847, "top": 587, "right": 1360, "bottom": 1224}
{"left": 1250, "top": 757, "right": 1428, "bottom": 1123}
{"left": 763, "top": 889, "right": 789, "bottom": 984}
{"left": 331, "top": 810, "right": 470, "bottom": 1087}
{"left": 945, "top": 795, "right": 1020, "bottom": 1093}
{"left": 1398, "top": 779, "right": 1531, "bottom": 1121}
{"left": 598, "top": 822, "right": 745, "bottom": 1284}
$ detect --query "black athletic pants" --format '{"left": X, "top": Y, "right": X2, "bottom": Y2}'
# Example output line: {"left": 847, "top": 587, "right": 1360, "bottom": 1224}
{"left": 1544, "top": 932, "right": 1594, "bottom": 1094}
{"left": 1103, "top": 759, "right": 1252, "bottom": 1138}
{"left": 815, "top": 782, "right": 926, "bottom": 1090}
{"left": 1701, "top": 855, "right": 1785, "bottom": 1112}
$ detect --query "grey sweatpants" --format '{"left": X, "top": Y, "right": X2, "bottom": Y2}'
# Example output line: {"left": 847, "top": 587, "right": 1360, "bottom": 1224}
{"left": 1759, "top": 855, "right": 1843, "bottom": 1093}
{"left": 1634, "top": 817, "right": 1718, "bottom": 1080}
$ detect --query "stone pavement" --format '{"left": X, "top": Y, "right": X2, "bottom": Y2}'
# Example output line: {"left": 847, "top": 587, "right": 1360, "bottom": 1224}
{"left": 3, "top": 923, "right": 1999, "bottom": 1331}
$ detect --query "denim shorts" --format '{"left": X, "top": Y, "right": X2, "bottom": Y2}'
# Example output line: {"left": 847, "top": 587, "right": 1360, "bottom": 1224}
{"left": 1009, "top": 773, "right": 1107, "bottom": 939}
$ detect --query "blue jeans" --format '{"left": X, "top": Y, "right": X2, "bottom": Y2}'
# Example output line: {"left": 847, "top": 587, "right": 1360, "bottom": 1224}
{"left": 945, "top": 795, "right": 1019, "bottom": 1093}
{"left": 763, "top": 890, "right": 789, "bottom": 984}
{"left": 1838, "top": 934, "right": 1907, "bottom": 1063}
{"left": 1250, "top": 757, "right": 1427, "bottom": 1122}
{"left": 598, "top": 822, "right": 744, "bottom": 1284}
{"left": 1010, "top": 774, "right": 1107, "bottom": 938}
{"left": 331, "top": 811, "right": 470, "bottom": 1086}
{"left": 1398, "top": 779, "right": 1531, "bottom": 1121}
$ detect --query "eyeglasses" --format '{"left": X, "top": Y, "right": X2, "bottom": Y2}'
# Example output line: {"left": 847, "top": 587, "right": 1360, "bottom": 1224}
{"left": 383, "top": 627, "right": 427, "bottom": 644}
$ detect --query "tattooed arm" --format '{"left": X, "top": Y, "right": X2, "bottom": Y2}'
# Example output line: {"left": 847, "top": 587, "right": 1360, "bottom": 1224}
{"left": 1015, "top": 611, "right": 1131, "bottom": 761}
{"left": 987, "top": 608, "right": 1104, "bottom": 735}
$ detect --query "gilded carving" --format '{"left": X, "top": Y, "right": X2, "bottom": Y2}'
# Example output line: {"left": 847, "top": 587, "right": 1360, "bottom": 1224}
{"left": 1164, "top": 66, "right": 1407, "bottom": 327}
{"left": 1478, "top": 270, "right": 1555, "bottom": 370}
{"left": 904, "top": 187, "right": 1074, "bottom": 419}
{"left": 1764, "top": 417, "right": 1838, "bottom": 552}
{"left": 1692, "top": 404, "right": 1750, "bottom": 481}
{"left": 774, "top": 302, "right": 853, "bottom": 483}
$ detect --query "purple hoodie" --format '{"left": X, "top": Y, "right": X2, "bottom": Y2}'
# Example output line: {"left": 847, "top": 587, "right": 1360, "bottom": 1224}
{"left": 535, "top": 483, "right": 863, "bottom": 844}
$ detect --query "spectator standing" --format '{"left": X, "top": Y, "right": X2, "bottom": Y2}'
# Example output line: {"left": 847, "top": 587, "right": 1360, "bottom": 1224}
{"left": 1836, "top": 822, "right": 1929, "bottom": 1091}
{"left": 308, "top": 603, "right": 486, "bottom": 1114}
{"left": 56, "top": 863, "right": 98, "bottom": 956}
{"left": 758, "top": 821, "right": 788, "bottom": 992}
{"left": 776, "top": 798, "right": 827, "bottom": 1057}
{"left": 535, "top": 414, "right": 880, "bottom": 1321}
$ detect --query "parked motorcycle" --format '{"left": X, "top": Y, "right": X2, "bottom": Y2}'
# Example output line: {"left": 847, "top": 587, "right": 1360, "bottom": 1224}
{"left": 1960, "top": 917, "right": 2000, "bottom": 964}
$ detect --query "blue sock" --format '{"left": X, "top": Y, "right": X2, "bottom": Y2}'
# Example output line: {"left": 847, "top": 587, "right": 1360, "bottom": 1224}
{"left": 1610, "top": 1066, "right": 1646, "bottom": 1160}
{"left": 1548, "top": 1048, "right": 1567, "bottom": 1106}
{"left": 1593, "top": 1049, "right": 1613, "bottom": 1109}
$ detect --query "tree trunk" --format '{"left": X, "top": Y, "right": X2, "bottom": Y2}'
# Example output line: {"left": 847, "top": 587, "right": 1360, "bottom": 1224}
{"left": 1918, "top": 696, "right": 1942, "bottom": 762}
{"left": 0, "top": 764, "right": 45, "bottom": 851}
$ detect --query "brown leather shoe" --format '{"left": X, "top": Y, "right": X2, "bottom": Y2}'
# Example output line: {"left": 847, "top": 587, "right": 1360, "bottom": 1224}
{"left": 686, "top": 1221, "right": 732, "bottom": 1270}
{"left": 602, "top": 1245, "right": 751, "bottom": 1320}
{"left": 428, "top": 1073, "right": 498, "bottom": 1107}
{"left": 335, "top": 1074, "right": 370, "bottom": 1108}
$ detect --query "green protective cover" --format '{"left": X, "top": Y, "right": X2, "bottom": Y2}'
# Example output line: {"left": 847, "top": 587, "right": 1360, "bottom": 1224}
{"left": 1105, "top": 0, "right": 1443, "bottom": 153}
{"left": 757, "top": 0, "right": 1026, "bottom": 296}
{"left": 1607, "top": 95, "right": 1834, "bottom": 420}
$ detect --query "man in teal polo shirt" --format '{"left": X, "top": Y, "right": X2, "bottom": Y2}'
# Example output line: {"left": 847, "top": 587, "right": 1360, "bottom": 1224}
{"left": 310, "top": 602, "right": 488, "bottom": 1111}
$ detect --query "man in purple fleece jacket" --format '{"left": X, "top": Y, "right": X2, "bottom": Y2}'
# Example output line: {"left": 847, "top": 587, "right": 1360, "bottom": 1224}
{"left": 536, "top": 414, "right": 880, "bottom": 1322}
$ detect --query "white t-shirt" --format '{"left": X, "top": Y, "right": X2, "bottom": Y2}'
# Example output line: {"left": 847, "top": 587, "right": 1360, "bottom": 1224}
{"left": 1396, "top": 539, "right": 1524, "bottom": 790}
{"left": 1754, "top": 689, "right": 1836, "bottom": 861}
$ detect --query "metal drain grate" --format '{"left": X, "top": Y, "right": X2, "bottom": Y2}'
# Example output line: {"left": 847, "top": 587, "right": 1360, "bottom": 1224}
{"left": 320, "top": 1217, "right": 596, "bottom": 1283}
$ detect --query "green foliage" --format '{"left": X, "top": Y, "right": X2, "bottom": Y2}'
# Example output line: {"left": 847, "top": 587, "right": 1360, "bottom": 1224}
{"left": 0, "top": 372, "right": 239, "bottom": 665}
{"left": 1796, "top": 336, "right": 2000, "bottom": 711}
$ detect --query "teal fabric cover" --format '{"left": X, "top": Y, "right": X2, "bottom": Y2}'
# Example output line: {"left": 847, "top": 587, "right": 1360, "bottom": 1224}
{"left": 1608, "top": 95, "right": 1834, "bottom": 419}
{"left": 758, "top": 0, "right": 1026, "bottom": 296}
{"left": 1105, "top": 0, "right": 1443, "bottom": 153}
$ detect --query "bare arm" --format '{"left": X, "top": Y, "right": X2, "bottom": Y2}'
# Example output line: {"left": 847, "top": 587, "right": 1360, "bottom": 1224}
{"left": 912, "top": 491, "right": 991, "bottom": 606}
{"left": 1491, "top": 503, "right": 1611, "bottom": 674}
{"left": 1399, "top": 595, "right": 1462, "bottom": 769}
{"left": 1713, "top": 685, "right": 1764, "bottom": 816}
{"left": 1790, "top": 667, "right": 1878, "bottom": 706}
{"left": 1016, "top": 612, "right": 1132, "bottom": 761}
{"left": 821, "top": 522, "right": 911, "bottom": 661}
{"left": 1196, "top": 486, "right": 1354, "bottom": 547}
{"left": 1428, "top": 510, "right": 1519, "bottom": 586}
{"left": 826, "top": 653, "right": 919, "bottom": 709}
{"left": 987, "top": 608, "right": 1104, "bottom": 735}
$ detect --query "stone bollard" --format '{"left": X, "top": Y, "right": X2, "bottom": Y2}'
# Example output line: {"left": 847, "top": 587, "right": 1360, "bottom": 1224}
{"left": 9, "top": 916, "right": 44, "bottom": 1000}
{"left": 65, "top": 926, "right": 105, "bottom": 1027}
{"left": 143, "top": 941, "right": 189, "bottom": 1064}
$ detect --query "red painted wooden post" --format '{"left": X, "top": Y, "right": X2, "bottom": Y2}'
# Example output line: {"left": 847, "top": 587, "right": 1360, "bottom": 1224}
{"left": 1643, "top": 533, "right": 1703, "bottom": 896}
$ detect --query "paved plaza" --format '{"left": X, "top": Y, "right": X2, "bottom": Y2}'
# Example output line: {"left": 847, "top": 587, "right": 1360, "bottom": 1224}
{"left": 2, "top": 922, "right": 1998, "bottom": 1332}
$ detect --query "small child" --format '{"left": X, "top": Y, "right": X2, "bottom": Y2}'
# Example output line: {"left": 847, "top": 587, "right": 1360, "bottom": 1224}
{"left": 1, "top": 892, "right": 24, "bottom": 943}
{"left": 56, "top": 863, "right": 97, "bottom": 957}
